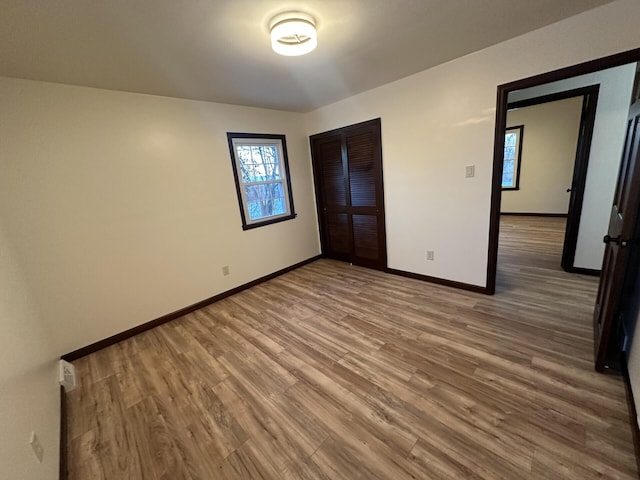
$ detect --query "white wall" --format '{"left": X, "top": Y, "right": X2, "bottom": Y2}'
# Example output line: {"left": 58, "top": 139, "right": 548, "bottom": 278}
{"left": 305, "top": 0, "right": 640, "bottom": 286}
{"left": 0, "top": 78, "right": 320, "bottom": 355}
{"left": 501, "top": 97, "right": 582, "bottom": 214}
{"left": 508, "top": 63, "right": 637, "bottom": 270}
{"left": 0, "top": 223, "right": 60, "bottom": 480}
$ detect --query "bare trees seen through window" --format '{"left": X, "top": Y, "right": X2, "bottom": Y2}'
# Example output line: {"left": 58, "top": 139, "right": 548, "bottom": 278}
{"left": 227, "top": 133, "right": 296, "bottom": 230}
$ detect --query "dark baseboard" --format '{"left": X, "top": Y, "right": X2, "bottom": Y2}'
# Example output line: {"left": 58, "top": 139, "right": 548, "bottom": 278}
{"left": 59, "top": 385, "right": 67, "bottom": 480}
{"left": 500, "top": 212, "right": 568, "bottom": 218}
{"left": 623, "top": 363, "right": 640, "bottom": 477}
{"left": 61, "top": 255, "right": 322, "bottom": 361}
{"left": 385, "top": 268, "right": 488, "bottom": 295}
{"left": 566, "top": 266, "right": 601, "bottom": 277}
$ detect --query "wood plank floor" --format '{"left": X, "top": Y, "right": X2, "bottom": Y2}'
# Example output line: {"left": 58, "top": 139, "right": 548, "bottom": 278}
{"left": 66, "top": 216, "right": 638, "bottom": 479}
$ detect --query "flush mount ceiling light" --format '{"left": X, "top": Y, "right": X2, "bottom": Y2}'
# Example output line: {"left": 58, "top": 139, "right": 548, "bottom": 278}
{"left": 269, "top": 12, "right": 317, "bottom": 56}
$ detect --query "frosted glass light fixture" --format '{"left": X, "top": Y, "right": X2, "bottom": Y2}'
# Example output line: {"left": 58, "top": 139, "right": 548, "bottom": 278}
{"left": 270, "top": 12, "right": 317, "bottom": 56}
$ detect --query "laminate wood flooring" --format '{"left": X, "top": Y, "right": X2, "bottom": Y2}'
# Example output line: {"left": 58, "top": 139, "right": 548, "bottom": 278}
{"left": 66, "top": 216, "right": 637, "bottom": 479}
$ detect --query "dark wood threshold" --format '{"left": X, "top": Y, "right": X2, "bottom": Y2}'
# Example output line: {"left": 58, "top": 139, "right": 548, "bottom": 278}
{"left": 62, "top": 255, "right": 322, "bottom": 361}
{"left": 385, "top": 267, "right": 488, "bottom": 295}
{"left": 500, "top": 212, "right": 568, "bottom": 218}
{"left": 623, "top": 363, "right": 640, "bottom": 477}
{"left": 565, "top": 266, "right": 601, "bottom": 277}
{"left": 59, "top": 385, "right": 67, "bottom": 480}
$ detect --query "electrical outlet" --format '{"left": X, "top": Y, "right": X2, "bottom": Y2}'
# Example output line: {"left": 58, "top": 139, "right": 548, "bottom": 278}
{"left": 30, "top": 432, "right": 44, "bottom": 463}
{"left": 426, "top": 250, "right": 434, "bottom": 261}
{"left": 222, "top": 265, "right": 230, "bottom": 276}
{"left": 465, "top": 165, "right": 475, "bottom": 178}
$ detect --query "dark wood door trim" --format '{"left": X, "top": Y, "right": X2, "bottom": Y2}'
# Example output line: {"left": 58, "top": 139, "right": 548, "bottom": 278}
{"left": 310, "top": 118, "right": 384, "bottom": 139}
{"left": 487, "top": 47, "right": 640, "bottom": 295}
{"left": 507, "top": 85, "right": 598, "bottom": 110}
{"left": 60, "top": 385, "right": 68, "bottom": 480}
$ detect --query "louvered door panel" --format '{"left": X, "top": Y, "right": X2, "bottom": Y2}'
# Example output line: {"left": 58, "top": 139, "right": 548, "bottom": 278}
{"left": 326, "top": 213, "right": 350, "bottom": 254}
{"left": 347, "top": 132, "right": 377, "bottom": 207}
{"left": 352, "top": 214, "right": 379, "bottom": 260}
{"left": 319, "top": 139, "right": 346, "bottom": 207}
{"left": 313, "top": 137, "right": 350, "bottom": 261}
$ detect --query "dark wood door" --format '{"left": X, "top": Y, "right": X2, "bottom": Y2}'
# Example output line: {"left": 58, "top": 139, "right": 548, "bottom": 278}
{"left": 594, "top": 66, "right": 640, "bottom": 371}
{"left": 313, "top": 136, "right": 351, "bottom": 263}
{"left": 311, "top": 119, "right": 387, "bottom": 270}
{"left": 559, "top": 87, "right": 599, "bottom": 272}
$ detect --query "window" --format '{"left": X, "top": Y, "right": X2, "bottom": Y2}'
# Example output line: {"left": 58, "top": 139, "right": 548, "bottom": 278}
{"left": 227, "top": 133, "right": 296, "bottom": 230}
{"left": 502, "top": 125, "right": 524, "bottom": 190}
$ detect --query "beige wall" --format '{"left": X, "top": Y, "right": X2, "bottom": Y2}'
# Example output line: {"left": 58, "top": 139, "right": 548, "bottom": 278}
{"left": 0, "top": 224, "right": 60, "bottom": 480}
{"left": 501, "top": 97, "right": 582, "bottom": 214}
{"left": 305, "top": 0, "right": 640, "bottom": 287}
{"left": 0, "top": 81, "right": 320, "bottom": 478}
{"left": 0, "top": 78, "right": 320, "bottom": 356}
{"left": 508, "top": 63, "right": 637, "bottom": 270}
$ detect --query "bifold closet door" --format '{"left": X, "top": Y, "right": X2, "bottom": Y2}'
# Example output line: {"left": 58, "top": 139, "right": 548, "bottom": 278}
{"left": 311, "top": 118, "right": 387, "bottom": 270}
{"left": 314, "top": 136, "right": 351, "bottom": 262}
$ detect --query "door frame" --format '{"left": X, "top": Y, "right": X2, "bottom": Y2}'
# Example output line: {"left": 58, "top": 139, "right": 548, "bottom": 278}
{"left": 505, "top": 85, "right": 600, "bottom": 273}
{"left": 486, "top": 47, "right": 640, "bottom": 294}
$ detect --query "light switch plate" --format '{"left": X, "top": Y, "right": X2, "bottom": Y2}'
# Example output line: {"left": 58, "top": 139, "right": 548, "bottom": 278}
{"left": 465, "top": 165, "right": 475, "bottom": 178}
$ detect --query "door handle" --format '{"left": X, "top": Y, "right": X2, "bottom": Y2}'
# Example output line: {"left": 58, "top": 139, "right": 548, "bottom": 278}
{"left": 603, "top": 235, "right": 628, "bottom": 247}
{"left": 566, "top": 188, "right": 572, "bottom": 193}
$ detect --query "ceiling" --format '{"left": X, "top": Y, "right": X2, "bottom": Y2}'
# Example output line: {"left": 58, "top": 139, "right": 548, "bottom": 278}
{"left": 0, "top": 0, "right": 616, "bottom": 112}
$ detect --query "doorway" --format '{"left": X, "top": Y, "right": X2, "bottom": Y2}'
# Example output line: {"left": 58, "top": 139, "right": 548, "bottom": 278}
{"left": 310, "top": 118, "right": 387, "bottom": 271}
{"left": 487, "top": 49, "right": 640, "bottom": 295}
{"left": 500, "top": 85, "right": 599, "bottom": 273}
{"left": 488, "top": 48, "right": 640, "bottom": 372}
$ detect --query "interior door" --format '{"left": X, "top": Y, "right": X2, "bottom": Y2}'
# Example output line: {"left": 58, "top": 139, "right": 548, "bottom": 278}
{"left": 346, "top": 125, "right": 386, "bottom": 268}
{"left": 314, "top": 136, "right": 351, "bottom": 262}
{"left": 560, "top": 87, "right": 599, "bottom": 272}
{"left": 311, "top": 118, "right": 387, "bottom": 270}
{"left": 594, "top": 66, "right": 640, "bottom": 371}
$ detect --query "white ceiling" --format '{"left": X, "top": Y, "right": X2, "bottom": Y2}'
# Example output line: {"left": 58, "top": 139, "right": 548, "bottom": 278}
{"left": 0, "top": 0, "right": 616, "bottom": 112}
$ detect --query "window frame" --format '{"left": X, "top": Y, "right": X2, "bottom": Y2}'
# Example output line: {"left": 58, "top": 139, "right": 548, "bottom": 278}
{"left": 226, "top": 132, "right": 296, "bottom": 230}
{"left": 502, "top": 125, "right": 524, "bottom": 191}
